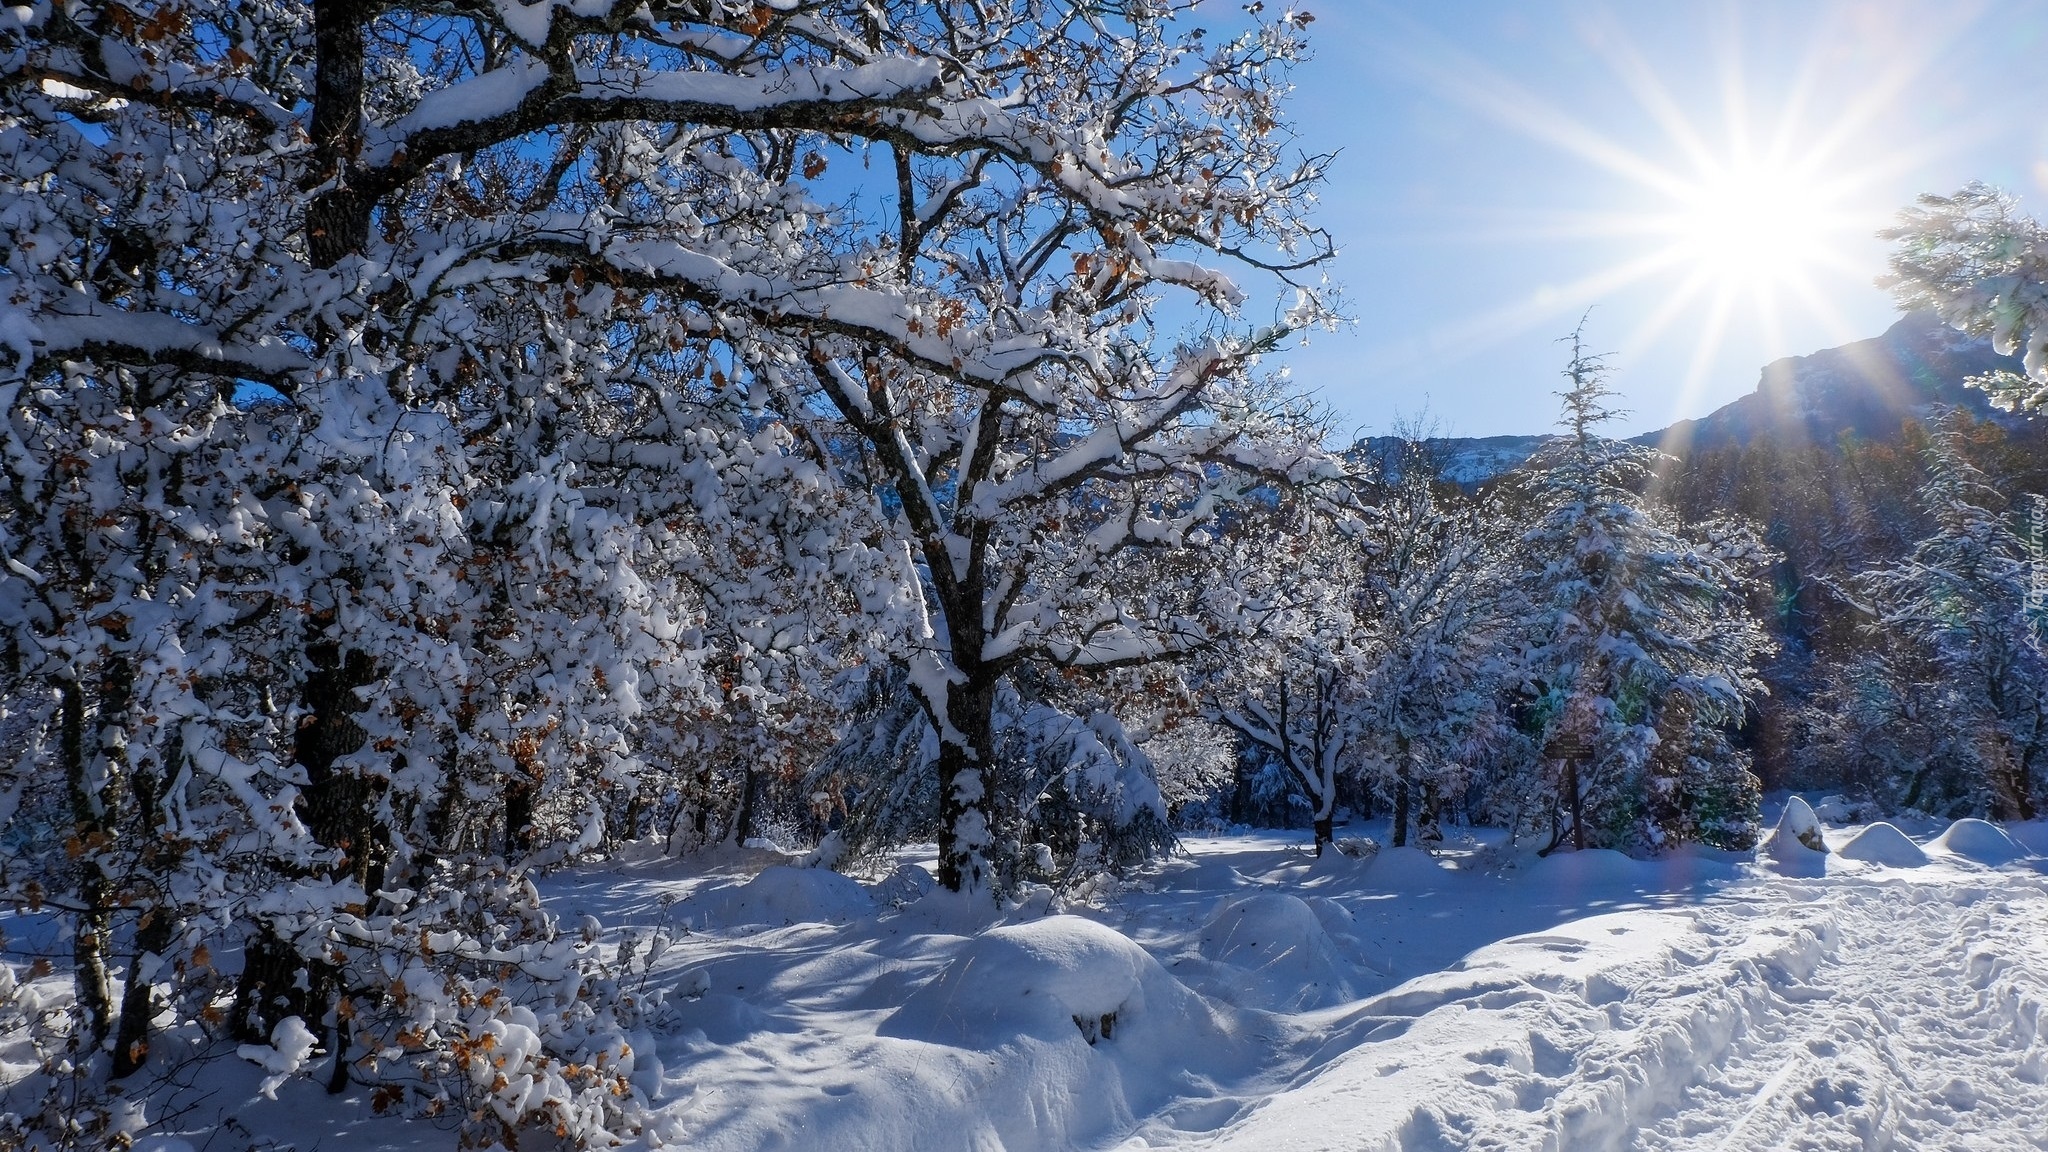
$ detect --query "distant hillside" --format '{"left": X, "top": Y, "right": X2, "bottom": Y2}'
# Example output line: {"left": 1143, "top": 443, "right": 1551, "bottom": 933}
{"left": 1365, "top": 313, "right": 2025, "bottom": 481}
{"left": 1636, "top": 312, "right": 2023, "bottom": 455}
{"left": 1354, "top": 433, "right": 1559, "bottom": 485}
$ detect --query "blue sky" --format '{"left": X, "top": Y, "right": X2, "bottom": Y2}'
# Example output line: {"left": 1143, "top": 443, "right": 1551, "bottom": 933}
{"left": 1273, "top": 0, "right": 2048, "bottom": 439}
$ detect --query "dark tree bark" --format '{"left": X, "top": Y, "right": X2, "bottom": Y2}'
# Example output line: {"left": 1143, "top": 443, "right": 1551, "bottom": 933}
{"left": 1567, "top": 758, "right": 1586, "bottom": 852}
{"left": 1419, "top": 781, "right": 1443, "bottom": 845}
{"left": 1228, "top": 734, "right": 1256, "bottom": 825}
{"left": 236, "top": 635, "right": 377, "bottom": 1064}
{"left": 505, "top": 770, "right": 537, "bottom": 856}
{"left": 934, "top": 676, "right": 998, "bottom": 895}
{"left": 60, "top": 677, "right": 115, "bottom": 1050}
{"left": 732, "top": 757, "right": 760, "bottom": 847}
{"left": 306, "top": 0, "right": 375, "bottom": 267}
{"left": 112, "top": 729, "right": 174, "bottom": 1078}
{"left": 296, "top": 641, "right": 385, "bottom": 891}
{"left": 1392, "top": 765, "right": 1411, "bottom": 849}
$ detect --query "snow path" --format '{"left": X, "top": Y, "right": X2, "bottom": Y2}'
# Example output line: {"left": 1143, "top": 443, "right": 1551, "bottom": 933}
{"left": 1634, "top": 879, "right": 2048, "bottom": 1152}
{"left": 1158, "top": 871, "right": 2048, "bottom": 1152}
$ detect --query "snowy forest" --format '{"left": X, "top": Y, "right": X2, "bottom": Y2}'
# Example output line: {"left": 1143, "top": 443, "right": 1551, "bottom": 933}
{"left": 3, "top": 3, "right": 2048, "bottom": 1150}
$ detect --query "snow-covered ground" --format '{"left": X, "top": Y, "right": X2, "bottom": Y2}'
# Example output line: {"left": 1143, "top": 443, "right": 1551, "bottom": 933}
{"left": 7, "top": 805, "right": 2047, "bottom": 1151}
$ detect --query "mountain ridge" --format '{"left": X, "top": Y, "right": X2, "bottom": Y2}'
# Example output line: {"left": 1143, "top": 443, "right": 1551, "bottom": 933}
{"left": 1364, "top": 313, "right": 2026, "bottom": 481}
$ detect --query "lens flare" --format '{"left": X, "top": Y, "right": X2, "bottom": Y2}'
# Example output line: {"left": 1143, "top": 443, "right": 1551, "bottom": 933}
{"left": 1667, "top": 159, "right": 1841, "bottom": 289}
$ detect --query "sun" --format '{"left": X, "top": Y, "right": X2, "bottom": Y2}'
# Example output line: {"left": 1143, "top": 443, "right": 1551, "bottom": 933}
{"left": 1350, "top": 9, "right": 1929, "bottom": 426}
{"left": 1665, "top": 157, "right": 1843, "bottom": 291}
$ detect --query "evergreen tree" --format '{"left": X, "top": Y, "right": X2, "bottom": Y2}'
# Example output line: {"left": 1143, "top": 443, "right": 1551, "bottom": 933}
{"left": 1513, "top": 326, "right": 1773, "bottom": 852}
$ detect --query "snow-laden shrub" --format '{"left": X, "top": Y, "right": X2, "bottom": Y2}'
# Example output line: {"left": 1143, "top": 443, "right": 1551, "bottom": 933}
{"left": 1760, "top": 797, "right": 1829, "bottom": 876}
{"left": 245, "top": 863, "right": 652, "bottom": 1148}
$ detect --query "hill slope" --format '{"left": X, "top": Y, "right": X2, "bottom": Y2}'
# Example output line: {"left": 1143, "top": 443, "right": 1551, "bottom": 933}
{"left": 1638, "top": 312, "right": 2022, "bottom": 455}
{"left": 1374, "top": 313, "right": 2024, "bottom": 480}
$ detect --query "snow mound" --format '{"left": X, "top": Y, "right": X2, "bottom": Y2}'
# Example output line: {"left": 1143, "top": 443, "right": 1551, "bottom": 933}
{"left": 869, "top": 862, "right": 936, "bottom": 906}
{"left": 802, "top": 916, "right": 1254, "bottom": 1152}
{"left": 1531, "top": 847, "right": 1645, "bottom": 885}
{"left": 1367, "top": 846, "right": 1455, "bottom": 887}
{"left": 685, "top": 866, "right": 874, "bottom": 930}
{"left": 1196, "top": 893, "right": 1358, "bottom": 1011}
{"left": 1835, "top": 822, "right": 1928, "bottom": 867}
{"left": 1761, "top": 796, "right": 1828, "bottom": 875}
{"left": 1928, "top": 818, "right": 2028, "bottom": 864}
{"left": 886, "top": 916, "right": 1188, "bottom": 1046}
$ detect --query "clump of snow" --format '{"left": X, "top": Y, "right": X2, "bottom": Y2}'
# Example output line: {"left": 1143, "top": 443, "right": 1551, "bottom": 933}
{"left": 683, "top": 865, "right": 875, "bottom": 930}
{"left": 845, "top": 914, "right": 1253, "bottom": 1152}
{"left": 1761, "top": 796, "right": 1829, "bottom": 875}
{"left": 1531, "top": 847, "right": 1646, "bottom": 885}
{"left": 1835, "top": 822, "right": 1929, "bottom": 867}
{"left": 1195, "top": 893, "right": 1359, "bottom": 1011}
{"left": 1334, "top": 836, "right": 1380, "bottom": 859}
{"left": 236, "top": 1016, "right": 319, "bottom": 1100}
{"left": 886, "top": 916, "right": 1159, "bottom": 1046}
{"left": 1928, "top": 818, "right": 2029, "bottom": 865}
{"left": 1366, "top": 846, "right": 1455, "bottom": 888}
{"left": 1810, "top": 794, "right": 1881, "bottom": 825}
{"left": 869, "top": 862, "right": 937, "bottom": 907}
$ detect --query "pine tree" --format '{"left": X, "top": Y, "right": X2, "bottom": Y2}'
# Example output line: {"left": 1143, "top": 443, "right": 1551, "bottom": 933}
{"left": 1513, "top": 325, "right": 1773, "bottom": 853}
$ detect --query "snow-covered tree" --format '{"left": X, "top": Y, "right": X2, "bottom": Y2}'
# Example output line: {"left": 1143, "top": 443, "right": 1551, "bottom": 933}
{"left": 678, "top": 7, "right": 1340, "bottom": 895}
{"left": 1511, "top": 329, "right": 1773, "bottom": 853}
{"left": 1219, "top": 659, "right": 1350, "bottom": 855}
{"left": 0, "top": 0, "right": 1342, "bottom": 1130}
{"left": 1344, "top": 438, "right": 1523, "bottom": 848}
{"left": 1837, "top": 411, "right": 2047, "bottom": 819}
{"left": 1886, "top": 182, "right": 2048, "bottom": 413}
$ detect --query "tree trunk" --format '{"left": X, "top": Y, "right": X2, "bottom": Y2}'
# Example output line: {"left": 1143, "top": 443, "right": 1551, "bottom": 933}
{"left": 1312, "top": 814, "right": 1333, "bottom": 856}
{"left": 504, "top": 772, "right": 536, "bottom": 857}
{"left": 1567, "top": 758, "right": 1586, "bottom": 851}
{"left": 1988, "top": 734, "right": 2037, "bottom": 822}
{"left": 1540, "top": 793, "right": 1566, "bottom": 857}
{"left": 1228, "top": 736, "right": 1255, "bottom": 825}
{"left": 59, "top": 678, "right": 115, "bottom": 1051}
{"left": 732, "top": 757, "right": 761, "bottom": 846}
{"left": 112, "top": 908, "right": 171, "bottom": 1076}
{"left": 233, "top": 934, "right": 310, "bottom": 1043}
{"left": 238, "top": 636, "right": 376, "bottom": 1042}
{"left": 306, "top": 0, "right": 373, "bottom": 267}
{"left": 935, "top": 677, "right": 997, "bottom": 896}
{"left": 297, "top": 641, "right": 386, "bottom": 890}
{"left": 113, "top": 730, "right": 174, "bottom": 1078}
{"left": 1392, "top": 766, "right": 1411, "bottom": 849}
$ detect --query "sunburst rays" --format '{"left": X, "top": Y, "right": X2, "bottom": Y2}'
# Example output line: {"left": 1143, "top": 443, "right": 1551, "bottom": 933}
{"left": 1335, "top": 2, "right": 1971, "bottom": 434}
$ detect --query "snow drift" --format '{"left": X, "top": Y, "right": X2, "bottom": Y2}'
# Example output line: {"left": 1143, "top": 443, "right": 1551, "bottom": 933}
{"left": 1189, "top": 892, "right": 1362, "bottom": 1011}
{"left": 1928, "top": 818, "right": 2029, "bottom": 865}
{"left": 1835, "top": 821, "right": 1929, "bottom": 867}
{"left": 681, "top": 865, "right": 875, "bottom": 931}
